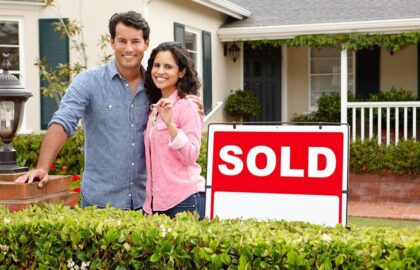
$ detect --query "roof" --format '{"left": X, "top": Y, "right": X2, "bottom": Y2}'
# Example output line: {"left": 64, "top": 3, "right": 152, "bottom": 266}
{"left": 191, "top": 0, "right": 251, "bottom": 19}
{"left": 219, "top": 0, "right": 420, "bottom": 41}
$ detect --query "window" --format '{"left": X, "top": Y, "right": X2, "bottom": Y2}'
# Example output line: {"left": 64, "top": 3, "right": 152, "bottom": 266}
{"left": 174, "top": 23, "right": 212, "bottom": 113}
{"left": 309, "top": 48, "right": 354, "bottom": 110}
{"left": 0, "top": 19, "right": 23, "bottom": 81}
{"left": 185, "top": 27, "right": 203, "bottom": 95}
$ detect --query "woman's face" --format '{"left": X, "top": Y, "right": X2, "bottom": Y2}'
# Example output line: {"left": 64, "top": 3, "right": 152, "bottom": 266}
{"left": 151, "top": 50, "right": 185, "bottom": 93}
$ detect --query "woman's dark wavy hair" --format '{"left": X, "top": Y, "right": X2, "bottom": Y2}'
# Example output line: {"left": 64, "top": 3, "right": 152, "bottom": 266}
{"left": 145, "top": 41, "right": 201, "bottom": 105}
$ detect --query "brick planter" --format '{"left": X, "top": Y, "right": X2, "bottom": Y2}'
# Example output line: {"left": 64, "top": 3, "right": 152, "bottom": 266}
{"left": 349, "top": 172, "right": 420, "bottom": 203}
{"left": 0, "top": 173, "right": 79, "bottom": 212}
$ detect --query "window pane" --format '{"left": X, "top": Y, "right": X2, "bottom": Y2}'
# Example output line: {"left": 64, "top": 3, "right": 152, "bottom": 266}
{"left": 310, "top": 48, "right": 354, "bottom": 108}
{"left": 0, "top": 47, "right": 19, "bottom": 70}
{"left": 312, "top": 48, "right": 340, "bottom": 57}
{"left": 0, "top": 21, "right": 18, "bottom": 45}
{"left": 185, "top": 31, "right": 196, "bottom": 51}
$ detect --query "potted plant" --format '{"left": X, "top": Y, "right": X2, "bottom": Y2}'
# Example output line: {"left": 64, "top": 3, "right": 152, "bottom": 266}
{"left": 224, "top": 89, "right": 261, "bottom": 122}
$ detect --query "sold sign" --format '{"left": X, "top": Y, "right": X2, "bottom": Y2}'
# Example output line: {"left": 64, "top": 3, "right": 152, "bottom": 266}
{"left": 205, "top": 124, "right": 349, "bottom": 226}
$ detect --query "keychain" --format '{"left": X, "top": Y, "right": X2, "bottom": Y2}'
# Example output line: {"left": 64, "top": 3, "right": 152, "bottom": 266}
{"left": 149, "top": 104, "right": 158, "bottom": 125}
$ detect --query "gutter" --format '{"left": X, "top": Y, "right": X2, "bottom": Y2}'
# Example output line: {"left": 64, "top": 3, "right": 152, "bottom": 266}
{"left": 191, "top": 0, "right": 251, "bottom": 19}
{"left": 218, "top": 18, "right": 420, "bottom": 41}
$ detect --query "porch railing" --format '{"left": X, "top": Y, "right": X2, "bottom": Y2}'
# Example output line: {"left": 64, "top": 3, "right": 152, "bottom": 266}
{"left": 204, "top": 101, "right": 224, "bottom": 124}
{"left": 346, "top": 101, "right": 420, "bottom": 145}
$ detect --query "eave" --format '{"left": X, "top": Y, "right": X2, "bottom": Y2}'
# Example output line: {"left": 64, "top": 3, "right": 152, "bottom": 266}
{"left": 218, "top": 18, "right": 420, "bottom": 41}
{"left": 191, "top": 0, "right": 251, "bottom": 20}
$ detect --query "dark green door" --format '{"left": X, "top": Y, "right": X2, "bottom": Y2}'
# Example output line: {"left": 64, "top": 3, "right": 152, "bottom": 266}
{"left": 244, "top": 44, "right": 281, "bottom": 121}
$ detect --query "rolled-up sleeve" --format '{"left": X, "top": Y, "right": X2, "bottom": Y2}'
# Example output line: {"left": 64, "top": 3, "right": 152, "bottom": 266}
{"left": 168, "top": 99, "right": 203, "bottom": 166}
{"left": 48, "top": 71, "right": 91, "bottom": 136}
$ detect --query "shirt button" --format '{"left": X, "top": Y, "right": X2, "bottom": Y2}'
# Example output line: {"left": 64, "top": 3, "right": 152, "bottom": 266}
{"left": 126, "top": 84, "right": 129, "bottom": 87}
{"left": 131, "top": 104, "right": 134, "bottom": 108}
{"left": 131, "top": 124, "right": 134, "bottom": 127}
{"left": 132, "top": 163, "right": 135, "bottom": 166}
{"left": 130, "top": 182, "right": 133, "bottom": 185}
{"left": 132, "top": 143, "right": 135, "bottom": 146}
{"left": 109, "top": 105, "right": 112, "bottom": 109}
{"left": 128, "top": 193, "right": 132, "bottom": 197}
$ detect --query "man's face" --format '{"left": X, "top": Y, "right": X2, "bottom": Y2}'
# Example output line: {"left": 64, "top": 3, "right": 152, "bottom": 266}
{"left": 110, "top": 22, "right": 149, "bottom": 72}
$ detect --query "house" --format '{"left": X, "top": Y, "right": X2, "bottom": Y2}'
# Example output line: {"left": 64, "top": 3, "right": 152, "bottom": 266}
{"left": 1, "top": 0, "right": 419, "bottom": 135}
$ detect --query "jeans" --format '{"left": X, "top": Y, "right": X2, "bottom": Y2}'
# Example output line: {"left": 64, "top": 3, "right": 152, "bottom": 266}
{"left": 155, "top": 192, "right": 205, "bottom": 220}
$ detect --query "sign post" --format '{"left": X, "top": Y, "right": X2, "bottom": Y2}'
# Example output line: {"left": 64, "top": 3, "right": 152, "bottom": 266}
{"left": 205, "top": 123, "right": 349, "bottom": 226}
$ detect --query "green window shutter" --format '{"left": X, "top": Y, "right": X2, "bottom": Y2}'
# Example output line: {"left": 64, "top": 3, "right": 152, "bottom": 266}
{"left": 39, "top": 18, "right": 69, "bottom": 130}
{"left": 174, "top": 22, "right": 185, "bottom": 46}
{"left": 202, "top": 31, "right": 212, "bottom": 114}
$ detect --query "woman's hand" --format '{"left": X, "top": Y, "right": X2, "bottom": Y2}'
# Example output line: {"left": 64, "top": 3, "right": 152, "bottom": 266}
{"left": 157, "top": 98, "right": 174, "bottom": 127}
{"left": 156, "top": 98, "right": 178, "bottom": 140}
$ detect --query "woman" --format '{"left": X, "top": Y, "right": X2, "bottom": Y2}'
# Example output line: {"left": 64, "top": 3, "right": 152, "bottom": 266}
{"left": 143, "top": 41, "right": 205, "bottom": 219}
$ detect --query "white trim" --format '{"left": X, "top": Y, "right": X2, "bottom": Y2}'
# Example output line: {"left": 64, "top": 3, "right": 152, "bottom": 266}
{"left": 185, "top": 26, "right": 203, "bottom": 97}
{"left": 0, "top": 0, "right": 46, "bottom": 7}
{"left": 340, "top": 49, "right": 348, "bottom": 124}
{"left": 191, "top": 0, "right": 251, "bottom": 19}
{"left": 218, "top": 18, "right": 420, "bottom": 41}
{"left": 281, "top": 45, "right": 287, "bottom": 121}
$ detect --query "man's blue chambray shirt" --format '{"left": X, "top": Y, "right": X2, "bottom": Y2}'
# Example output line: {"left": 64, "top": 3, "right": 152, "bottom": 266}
{"left": 49, "top": 59, "right": 149, "bottom": 209}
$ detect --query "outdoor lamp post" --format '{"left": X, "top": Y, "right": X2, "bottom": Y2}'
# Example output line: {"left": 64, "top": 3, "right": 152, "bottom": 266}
{"left": 0, "top": 53, "right": 32, "bottom": 173}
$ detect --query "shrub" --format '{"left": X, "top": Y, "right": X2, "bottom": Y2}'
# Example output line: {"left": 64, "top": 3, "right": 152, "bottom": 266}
{"left": 291, "top": 88, "right": 418, "bottom": 123}
{"left": 12, "top": 127, "right": 84, "bottom": 175}
{"left": 224, "top": 89, "right": 261, "bottom": 121}
{"left": 350, "top": 139, "right": 420, "bottom": 175}
{"left": 0, "top": 205, "right": 418, "bottom": 269}
{"left": 8, "top": 130, "right": 420, "bottom": 176}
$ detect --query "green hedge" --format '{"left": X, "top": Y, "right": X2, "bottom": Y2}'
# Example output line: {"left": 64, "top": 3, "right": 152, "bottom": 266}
{"left": 11, "top": 128, "right": 84, "bottom": 176}
{"left": 350, "top": 139, "right": 420, "bottom": 175}
{"left": 10, "top": 130, "right": 420, "bottom": 176}
{"left": 0, "top": 205, "right": 418, "bottom": 269}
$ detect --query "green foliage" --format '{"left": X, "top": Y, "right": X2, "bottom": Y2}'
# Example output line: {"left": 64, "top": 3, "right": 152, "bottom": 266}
{"left": 197, "top": 133, "right": 208, "bottom": 177}
{"left": 224, "top": 90, "right": 261, "bottom": 121}
{"left": 10, "top": 127, "right": 420, "bottom": 176}
{"left": 0, "top": 205, "right": 418, "bottom": 269}
{"left": 350, "top": 139, "right": 420, "bottom": 175}
{"left": 368, "top": 87, "right": 419, "bottom": 102}
{"left": 12, "top": 127, "right": 85, "bottom": 175}
{"left": 247, "top": 32, "right": 420, "bottom": 53}
{"left": 291, "top": 88, "right": 418, "bottom": 123}
{"left": 291, "top": 92, "right": 351, "bottom": 123}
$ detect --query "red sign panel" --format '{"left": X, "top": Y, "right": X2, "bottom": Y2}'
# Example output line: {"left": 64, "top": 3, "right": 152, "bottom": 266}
{"left": 205, "top": 124, "right": 349, "bottom": 226}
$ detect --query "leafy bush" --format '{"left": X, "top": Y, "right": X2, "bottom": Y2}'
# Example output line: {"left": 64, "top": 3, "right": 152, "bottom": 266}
{"left": 0, "top": 205, "right": 418, "bottom": 269}
{"left": 8, "top": 130, "right": 420, "bottom": 176}
{"left": 291, "top": 87, "right": 418, "bottom": 123}
{"left": 350, "top": 139, "right": 420, "bottom": 175}
{"left": 224, "top": 90, "right": 261, "bottom": 121}
{"left": 11, "top": 127, "right": 84, "bottom": 176}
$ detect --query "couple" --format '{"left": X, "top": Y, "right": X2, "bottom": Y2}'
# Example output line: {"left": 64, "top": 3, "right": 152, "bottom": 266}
{"left": 15, "top": 11, "right": 206, "bottom": 219}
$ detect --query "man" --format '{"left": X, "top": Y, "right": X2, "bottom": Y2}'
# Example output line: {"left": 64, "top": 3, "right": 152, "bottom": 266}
{"left": 16, "top": 11, "right": 202, "bottom": 210}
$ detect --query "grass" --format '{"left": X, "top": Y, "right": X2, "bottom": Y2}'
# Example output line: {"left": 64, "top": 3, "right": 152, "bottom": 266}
{"left": 348, "top": 216, "right": 420, "bottom": 229}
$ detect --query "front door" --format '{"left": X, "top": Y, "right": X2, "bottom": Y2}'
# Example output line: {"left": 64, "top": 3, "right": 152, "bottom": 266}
{"left": 244, "top": 44, "right": 282, "bottom": 121}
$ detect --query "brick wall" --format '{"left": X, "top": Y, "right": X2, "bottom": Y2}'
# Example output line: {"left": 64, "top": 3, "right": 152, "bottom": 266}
{"left": 348, "top": 173, "right": 420, "bottom": 203}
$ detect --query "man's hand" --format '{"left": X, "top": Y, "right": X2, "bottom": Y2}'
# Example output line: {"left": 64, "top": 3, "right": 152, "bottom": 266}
{"left": 14, "top": 168, "right": 50, "bottom": 188}
{"left": 187, "top": 94, "right": 204, "bottom": 117}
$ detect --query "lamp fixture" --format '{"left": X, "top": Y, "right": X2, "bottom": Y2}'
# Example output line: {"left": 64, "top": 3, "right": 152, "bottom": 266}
{"left": 0, "top": 53, "right": 32, "bottom": 173}
{"left": 229, "top": 42, "right": 240, "bottom": 63}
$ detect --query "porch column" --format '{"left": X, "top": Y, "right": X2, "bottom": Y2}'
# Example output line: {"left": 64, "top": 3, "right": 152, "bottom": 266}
{"left": 340, "top": 48, "right": 348, "bottom": 123}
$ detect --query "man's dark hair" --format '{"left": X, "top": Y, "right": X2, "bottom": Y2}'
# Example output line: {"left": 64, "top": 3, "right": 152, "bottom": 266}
{"left": 108, "top": 11, "right": 150, "bottom": 40}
